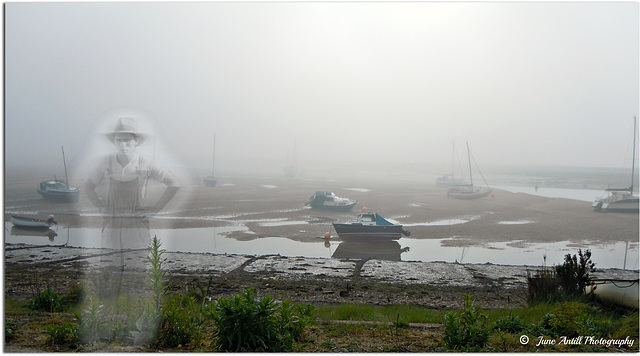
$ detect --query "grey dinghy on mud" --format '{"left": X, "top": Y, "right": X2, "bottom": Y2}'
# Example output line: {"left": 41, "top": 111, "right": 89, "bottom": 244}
{"left": 332, "top": 212, "right": 410, "bottom": 242}
{"left": 307, "top": 191, "right": 357, "bottom": 211}
{"left": 10, "top": 215, "right": 57, "bottom": 228}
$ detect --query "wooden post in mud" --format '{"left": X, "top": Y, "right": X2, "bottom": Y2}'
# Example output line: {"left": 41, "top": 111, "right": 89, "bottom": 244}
{"left": 623, "top": 241, "right": 628, "bottom": 270}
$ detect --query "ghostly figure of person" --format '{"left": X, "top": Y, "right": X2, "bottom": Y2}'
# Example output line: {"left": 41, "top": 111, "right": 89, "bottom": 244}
{"left": 83, "top": 117, "right": 180, "bottom": 343}
{"left": 85, "top": 117, "right": 179, "bottom": 251}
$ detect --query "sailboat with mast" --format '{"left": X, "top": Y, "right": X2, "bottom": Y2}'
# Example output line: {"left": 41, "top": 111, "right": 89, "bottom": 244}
{"left": 284, "top": 139, "right": 297, "bottom": 178}
{"left": 436, "top": 140, "right": 465, "bottom": 187}
{"left": 203, "top": 133, "right": 217, "bottom": 187}
{"left": 447, "top": 142, "right": 491, "bottom": 200}
{"left": 592, "top": 116, "right": 639, "bottom": 212}
{"left": 37, "top": 146, "right": 80, "bottom": 203}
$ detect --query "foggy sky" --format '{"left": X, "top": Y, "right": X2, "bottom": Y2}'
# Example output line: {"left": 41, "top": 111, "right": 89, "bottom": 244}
{"left": 4, "top": 2, "right": 639, "bottom": 179}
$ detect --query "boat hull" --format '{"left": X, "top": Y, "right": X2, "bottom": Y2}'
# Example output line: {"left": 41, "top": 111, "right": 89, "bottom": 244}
{"left": 309, "top": 201, "right": 357, "bottom": 211}
{"left": 332, "top": 223, "right": 404, "bottom": 242}
{"left": 10, "top": 215, "right": 55, "bottom": 228}
{"left": 37, "top": 180, "right": 80, "bottom": 203}
{"left": 588, "top": 279, "right": 639, "bottom": 309}
{"left": 447, "top": 186, "right": 492, "bottom": 200}
{"left": 37, "top": 189, "right": 80, "bottom": 203}
{"left": 593, "top": 197, "right": 639, "bottom": 213}
{"left": 203, "top": 177, "right": 217, "bottom": 187}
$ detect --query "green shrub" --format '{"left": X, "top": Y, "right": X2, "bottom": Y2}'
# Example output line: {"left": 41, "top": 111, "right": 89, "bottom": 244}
{"left": 527, "top": 249, "right": 595, "bottom": 305}
{"left": 527, "top": 269, "right": 560, "bottom": 304}
{"left": 577, "top": 317, "right": 612, "bottom": 338}
{"left": 76, "top": 299, "right": 107, "bottom": 344}
{"left": 492, "top": 315, "right": 528, "bottom": 333}
{"left": 46, "top": 322, "right": 79, "bottom": 346}
{"left": 208, "top": 288, "right": 314, "bottom": 352}
{"left": 5, "top": 320, "right": 18, "bottom": 341}
{"left": 29, "top": 286, "right": 67, "bottom": 312}
{"left": 535, "top": 302, "right": 588, "bottom": 337}
{"left": 555, "top": 249, "right": 595, "bottom": 298}
{"left": 157, "top": 295, "right": 203, "bottom": 348}
{"left": 148, "top": 235, "right": 167, "bottom": 315}
{"left": 442, "top": 294, "right": 490, "bottom": 351}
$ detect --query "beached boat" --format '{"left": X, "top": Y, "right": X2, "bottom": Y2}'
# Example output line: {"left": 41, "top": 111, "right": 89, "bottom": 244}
{"left": 37, "top": 180, "right": 80, "bottom": 202}
{"left": 37, "top": 146, "right": 80, "bottom": 203}
{"left": 203, "top": 133, "right": 217, "bottom": 187}
{"left": 307, "top": 191, "right": 357, "bottom": 211}
{"left": 588, "top": 278, "right": 639, "bottom": 309}
{"left": 448, "top": 142, "right": 491, "bottom": 199}
{"left": 332, "top": 212, "right": 410, "bottom": 242}
{"left": 593, "top": 117, "right": 639, "bottom": 213}
{"left": 10, "top": 215, "right": 57, "bottom": 228}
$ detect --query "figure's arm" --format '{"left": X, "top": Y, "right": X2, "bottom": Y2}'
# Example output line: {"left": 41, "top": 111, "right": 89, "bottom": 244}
{"left": 85, "top": 179, "right": 105, "bottom": 209}
{"left": 151, "top": 185, "right": 179, "bottom": 212}
{"left": 148, "top": 167, "right": 181, "bottom": 213}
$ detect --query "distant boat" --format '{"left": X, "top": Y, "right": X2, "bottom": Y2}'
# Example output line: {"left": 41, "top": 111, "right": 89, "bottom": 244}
{"left": 11, "top": 215, "right": 57, "bottom": 228}
{"left": 436, "top": 140, "right": 465, "bottom": 187}
{"left": 588, "top": 278, "right": 639, "bottom": 309}
{"left": 436, "top": 174, "right": 465, "bottom": 188}
{"left": 332, "top": 212, "right": 410, "bottom": 242}
{"left": 593, "top": 116, "right": 639, "bottom": 213}
{"left": 37, "top": 147, "right": 80, "bottom": 203}
{"left": 203, "top": 133, "right": 217, "bottom": 187}
{"left": 447, "top": 142, "right": 491, "bottom": 200}
{"left": 284, "top": 139, "right": 297, "bottom": 178}
{"left": 307, "top": 191, "right": 357, "bottom": 211}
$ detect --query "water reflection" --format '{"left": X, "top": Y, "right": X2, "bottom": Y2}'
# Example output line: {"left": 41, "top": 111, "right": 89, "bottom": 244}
{"left": 4, "top": 222, "right": 637, "bottom": 269}
{"left": 10, "top": 226, "right": 58, "bottom": 241}
{"left": 331, "top": 240, "right": 410, "bottom": 261}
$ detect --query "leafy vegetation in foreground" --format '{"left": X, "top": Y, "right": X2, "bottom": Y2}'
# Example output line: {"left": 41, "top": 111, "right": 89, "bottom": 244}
{"left": 5, "top": 245, "right": 638, "bottom": 352}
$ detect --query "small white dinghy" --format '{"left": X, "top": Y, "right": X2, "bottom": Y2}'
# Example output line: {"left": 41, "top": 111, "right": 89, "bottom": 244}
{"left": 588, "top": 279, "right": 639, "bottom": 309}
{"left": 10, "top": 215, "right": 57, "bottom": 229}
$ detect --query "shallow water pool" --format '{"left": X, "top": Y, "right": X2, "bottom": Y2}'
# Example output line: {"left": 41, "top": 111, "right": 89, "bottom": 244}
{"left": 5, "top": 222, "right": 637, "bottom": 269}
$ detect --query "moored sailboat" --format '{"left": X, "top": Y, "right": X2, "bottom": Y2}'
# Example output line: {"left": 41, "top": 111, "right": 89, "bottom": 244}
{"left": 592, "top": 116, "right": 639, "bottom": 212}
{"left": 37, "top": 146, "right": 80, "bottom": 203}
{"left": 447, "top": 142, "right": 491, "bottom": 199}
{"left": 203, "top": 133, "right": 217, "bottom": 187}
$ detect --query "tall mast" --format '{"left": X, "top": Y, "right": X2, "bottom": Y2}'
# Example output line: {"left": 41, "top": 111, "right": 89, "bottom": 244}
{"left": 212, "top": 133, "right": 216, "bottom": 177}
{"left": 451, "top": 140, "right": 455, "bottom": 178}
{"left": 631, "top": 116, "right": 636, "bottom": 193}
{"left": 467, "top": 141, "right": 473, "bottom": 186}
{"left": 61, "top": 146, "right": 70, "bottom": 189}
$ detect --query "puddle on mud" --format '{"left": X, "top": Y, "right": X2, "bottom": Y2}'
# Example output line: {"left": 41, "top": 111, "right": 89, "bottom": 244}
{"left": 497, "top": 220, "right": 535, "bottom": 225}
{"left": 4, "top": 222, "right": 637, "bottom": 269}
{"left": 403, "top": 215, "right": 483, "bottom": 227}
{"left": 343, "top": 188, "right": 371, "bottom": 193}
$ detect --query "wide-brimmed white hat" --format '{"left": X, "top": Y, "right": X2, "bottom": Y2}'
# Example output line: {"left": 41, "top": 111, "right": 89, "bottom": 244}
{"left": 105, "top": 117, "right": 145, "bottom": 145}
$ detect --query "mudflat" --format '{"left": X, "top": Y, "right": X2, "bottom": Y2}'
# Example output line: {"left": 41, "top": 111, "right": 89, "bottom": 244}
{"left": 4, "top": 173, "right": 640, "bottom": 312}
{"left": 5, "top": 173, "right": 638, "bottom": 245}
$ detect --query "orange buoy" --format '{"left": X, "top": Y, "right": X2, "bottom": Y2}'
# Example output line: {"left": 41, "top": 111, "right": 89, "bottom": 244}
{"left": 324, "top": 232, "right": 331, "bottom": 239}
